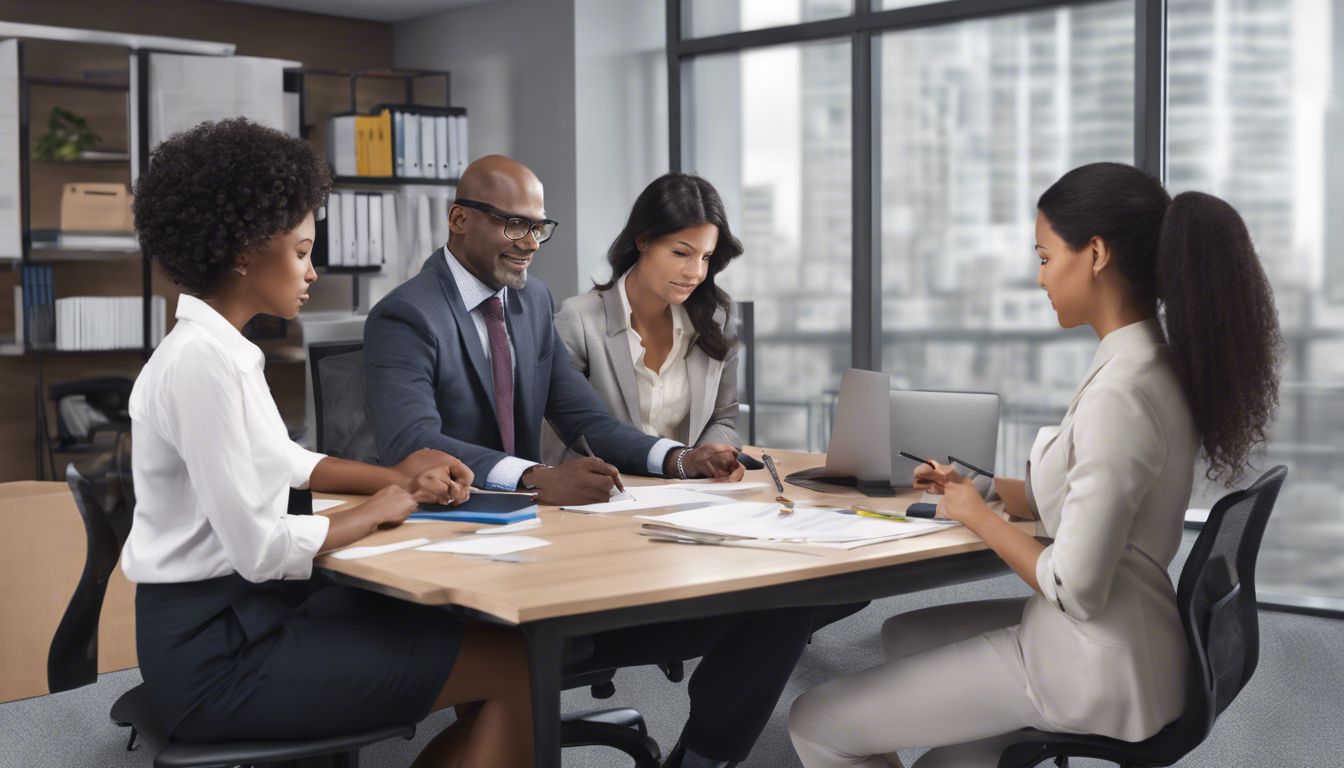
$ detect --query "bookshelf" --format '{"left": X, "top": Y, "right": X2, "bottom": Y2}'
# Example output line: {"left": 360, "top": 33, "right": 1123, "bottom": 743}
{"left": 284, "top": 66, "right": 460, "bottom": 301}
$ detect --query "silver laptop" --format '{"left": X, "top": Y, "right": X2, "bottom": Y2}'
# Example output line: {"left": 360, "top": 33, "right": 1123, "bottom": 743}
{"left": 888, "top": 389, "right": 1000, "bottom": 487}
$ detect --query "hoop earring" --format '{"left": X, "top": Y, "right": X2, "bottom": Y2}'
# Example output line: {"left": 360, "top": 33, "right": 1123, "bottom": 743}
{"left": 233, "top": 266, "right": 247, "bottom": 277}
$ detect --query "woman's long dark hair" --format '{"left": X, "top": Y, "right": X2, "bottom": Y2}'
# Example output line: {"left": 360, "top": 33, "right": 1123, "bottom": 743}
{"left": 595, "top": 172, "right": 744, "bottom": 360}
{"left": 1037, "top": 162, "right": 1283, "bottom": 486}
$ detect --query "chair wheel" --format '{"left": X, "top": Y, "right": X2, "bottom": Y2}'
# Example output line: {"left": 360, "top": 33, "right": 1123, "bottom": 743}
{"left": 591, "top": 681, "right": 616, "bottom": 699}
{"left": 1053, "top": 757, "right": 1067, "bottom": 767}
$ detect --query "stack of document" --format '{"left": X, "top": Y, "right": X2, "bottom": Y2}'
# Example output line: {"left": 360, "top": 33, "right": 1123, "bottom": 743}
{"left": 55, "top": 295, "right": 166, "bottom": 351}
{"left": 638, "top": 501, "right": 961, "bottom": 550}
{"left": 329, "top": 106, "right": 468, "bottom": 180}
{"left": 324, "top": 191, "right": 397, "bottom": 268}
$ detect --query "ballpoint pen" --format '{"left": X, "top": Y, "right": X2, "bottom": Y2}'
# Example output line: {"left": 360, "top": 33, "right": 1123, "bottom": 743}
{"left": 761, "top": 453, "right": 784, "bottom": 493}
{"left": 563, "top": 433, "right": 631, "bottom": 499}
{"left": 898, "top": 450, "right": 938, "bottom": 471}
{"left": 850, "top": 505, "right": 910, "bottom": 523}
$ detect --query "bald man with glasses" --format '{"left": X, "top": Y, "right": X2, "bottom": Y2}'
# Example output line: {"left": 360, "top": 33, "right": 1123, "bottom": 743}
{"left": 362, "top": 155, "right": 820, "bottom": 768}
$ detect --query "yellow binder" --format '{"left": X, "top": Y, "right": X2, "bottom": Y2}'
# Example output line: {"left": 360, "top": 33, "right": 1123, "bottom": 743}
{"left": 367, "top": 111, "right": 394, "bottom": 177}
{"left": 355, "top": 115, "right": 377, "bottom": 176}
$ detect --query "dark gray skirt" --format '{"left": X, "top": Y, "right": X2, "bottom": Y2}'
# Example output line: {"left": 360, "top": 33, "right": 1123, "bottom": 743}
{"left": 135, "top": 572, "right": 463, "bottom": 742}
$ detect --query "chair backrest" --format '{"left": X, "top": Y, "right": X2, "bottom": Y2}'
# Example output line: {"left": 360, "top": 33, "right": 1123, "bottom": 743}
{"left": 309, "top": 341, "right": 379, "bottom": 463}
{"left": 734, "top": 301, "right": 756, "bottom": 445}
{"left": 1166, "top": 465, "right": 1287, "bottom": 746}
{"left": 47, "top": 461, "right": 133, "bottom": 694}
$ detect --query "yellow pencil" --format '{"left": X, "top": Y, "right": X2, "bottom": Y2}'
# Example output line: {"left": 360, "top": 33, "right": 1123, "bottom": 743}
{"left": 852, "top": 507, "right": 910, "bottom": 523}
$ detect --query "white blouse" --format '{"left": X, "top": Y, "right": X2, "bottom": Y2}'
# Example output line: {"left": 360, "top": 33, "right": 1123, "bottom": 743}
{"left": 617, "top": 272, "right": 694, "bottom": 443}
{"left": 121, "top": 295, "right": 330, "bottom": 584}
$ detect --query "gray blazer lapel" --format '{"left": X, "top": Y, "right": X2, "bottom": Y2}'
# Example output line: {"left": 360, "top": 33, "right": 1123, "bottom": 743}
{"left": 686, "top": 345, "right": 711, "bottom": 445}
{"left": 601, "top": 287, "right": 641, "bottom": 421}
{"left": 429, "top": 250, "right": 495, "bottom": 411}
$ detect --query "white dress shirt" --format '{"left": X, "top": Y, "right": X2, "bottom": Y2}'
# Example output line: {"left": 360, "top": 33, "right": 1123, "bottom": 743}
{"left": 121, "top": 295, "right": 329, "bottom": 584}
{"left": 1017, "top": 318, "right": 1199, "bottom": 741}
{"left": 441, "top": 248, "right": 680, "bottom": 489}
{"left": 617, "top": 271, "right": 694, "bottom": 443}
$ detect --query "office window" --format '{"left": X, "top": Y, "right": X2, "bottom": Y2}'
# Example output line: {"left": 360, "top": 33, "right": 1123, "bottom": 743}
{"left": 684, "top": 0, "right": 853, "bottom": 39}
{"left": 878, "top": 1, "right": 1135, "bottom": 474}
{"left": 1167, "top": 0, "right": 1344, "bottom": 609}
{"left": 684, "top": 38, "right": 853, "bottom": 451}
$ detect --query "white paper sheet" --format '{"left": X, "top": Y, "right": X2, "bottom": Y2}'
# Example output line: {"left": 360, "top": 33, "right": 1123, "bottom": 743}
{"left": 416, "top": 535, "right": 551, "bottom": 556}
{"left": 665, "top": 481, "right": 769, "bottom": 493}
{"left": 331, "top": 538, "right": 431, "bottom": 560}
{"left": 475, "top": 518, "right": 543, "bottom": 534}
{"left": 560, "top": 486, "right": 732, "bottom": 514}
{"left": 639, "top": 502, "right": 958, "bottom": 543}
{"left": 312, "top": 499, "right": 348, "bottom": 513}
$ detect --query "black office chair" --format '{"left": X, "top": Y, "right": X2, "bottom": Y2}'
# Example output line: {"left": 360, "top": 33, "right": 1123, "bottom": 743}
{"left": 310, "top": 340, "right": 666, "bottom": 766}
{"left": 49, "top": 461, "right": 415, "bottom": 768}
{"left": 37, "top": 376, "right": 135, "bottom": 481}
{"left": 997, "top": 465, "right": 1289, "bottom": 768}
{"left": 310, "top": 341, "right": 381, "bottom": 464}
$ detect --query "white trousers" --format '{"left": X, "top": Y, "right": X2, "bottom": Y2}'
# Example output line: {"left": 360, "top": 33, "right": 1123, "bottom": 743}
{"left": 789, "top": 597, "right": 1061, "bottom": 768}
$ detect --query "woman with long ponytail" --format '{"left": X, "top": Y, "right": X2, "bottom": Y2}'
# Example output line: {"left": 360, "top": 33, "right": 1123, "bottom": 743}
{"left": 789, "top": 162, "right": 1283, "bottom": 767}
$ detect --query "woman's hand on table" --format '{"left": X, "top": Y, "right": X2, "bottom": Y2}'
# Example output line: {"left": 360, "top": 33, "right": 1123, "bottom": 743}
{"left": 394, "top": 448, "right": 474, "bottom": 505}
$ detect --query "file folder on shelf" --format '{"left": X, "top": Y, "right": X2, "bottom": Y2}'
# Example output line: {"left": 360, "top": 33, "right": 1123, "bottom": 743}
{"left": 355, "top": 193, "right": 370, "bottom": 267}
{"left": 419, "top": 115, "right": 436, "bottom": 183}
{"left": 325, "top": 199, "right": 342, "bottom": 267}
{"left": 327, "top": 114, "right": 359, "bottom": 177}
{"left": 435, "top": 116, "right": 449, "bottom": 180}
{"left": 341, "top": 192, "right": 357, "bottom": 266}
{"left": 404, "top": 113, "right": 422, "bottom": 178}
{"left": 368, "top": 195, "right": 383, "bottom": 266}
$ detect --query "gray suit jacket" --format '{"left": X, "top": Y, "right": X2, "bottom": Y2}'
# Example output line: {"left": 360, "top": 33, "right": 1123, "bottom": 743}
{"left": 363, "top": 249, "right": 662, "bottom": 486}
{"left": 543, "top": 287, "right": 740, "bottom": 465}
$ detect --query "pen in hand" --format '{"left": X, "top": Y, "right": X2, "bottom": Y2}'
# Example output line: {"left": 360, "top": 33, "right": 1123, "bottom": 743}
{"left": 564, "top": 433, "right": 628, "bottom": 496}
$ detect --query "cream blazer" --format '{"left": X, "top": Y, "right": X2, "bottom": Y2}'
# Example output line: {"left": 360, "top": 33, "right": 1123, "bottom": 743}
{"left": 542, "top": 287, "right": 741, "bottom": 466}
{"left": 1018, "top": 318, "right": 1199, "bottom": 741}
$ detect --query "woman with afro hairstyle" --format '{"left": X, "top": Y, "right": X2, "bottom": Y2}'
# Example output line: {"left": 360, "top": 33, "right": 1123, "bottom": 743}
{"left": 122, "top": 117, "right": 533, "bottom": 767}
{"left": 789, "top": 162, "right": 1283, "bottom": 767}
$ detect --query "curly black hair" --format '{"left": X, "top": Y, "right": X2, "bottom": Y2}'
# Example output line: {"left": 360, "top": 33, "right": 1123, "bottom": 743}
{"left": 132, "top": 117, "right": 331, "bottom": 297}
{"left": 1038, "top": 163, "right": 1284, "bottom": 486}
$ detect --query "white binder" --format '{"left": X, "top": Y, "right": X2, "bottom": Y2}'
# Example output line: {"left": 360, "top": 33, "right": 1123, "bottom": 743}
{"left": 368, "top": 194, "right": 383, "bottom": 266}
{"left": 435, "top": 116, "right": 449, "bottom": 180}
{"left": 327, "top": 115, "right": 358, "bottom": 177}
{"left": 404, "top": 113, "right": 422, "bottom": 178}
{"left": 393, "top": 111, "right": 405, "bottom": 177}
{"left": 355, "top": 193, "right": 370, "bottom": 266}
{"left": 341, "top": 192, "right": 357, "bottom": 265}
{"left": 420, "top": 115, "right": 436, "bottom": 183}
{"left": 325, "top": 201, "right": 342, "bottom": 267}
{"left": 381, "top": 193, "right": 398, "bottom": 267}
{"left": 455, "top": 116, "right": 469, "bottom": 177}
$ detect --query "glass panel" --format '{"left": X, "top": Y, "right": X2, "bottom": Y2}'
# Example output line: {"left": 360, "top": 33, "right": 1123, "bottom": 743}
{"left": 684, "top": 0, "right": 853, "bottom": 39}
{"left": 685, "top": 39, "right": 853, "bottom": 451}
{"left": 878, "top": 1, "right": 1136, "bottom": 476}
{"left": 1168, "top": 0, "right": 1344, "bottom": 610}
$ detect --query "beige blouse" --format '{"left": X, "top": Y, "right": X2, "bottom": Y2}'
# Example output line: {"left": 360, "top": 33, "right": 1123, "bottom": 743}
{"left": 617, "top": 271, "right": 695, "bottom": 443}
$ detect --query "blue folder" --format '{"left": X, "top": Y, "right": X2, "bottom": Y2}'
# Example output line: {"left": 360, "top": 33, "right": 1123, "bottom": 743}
{"left": 409, "top": 493, "right": 538, "bottom": 525}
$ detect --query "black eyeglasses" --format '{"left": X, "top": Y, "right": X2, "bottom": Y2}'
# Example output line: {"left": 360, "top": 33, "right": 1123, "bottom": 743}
{"left": 452, "top": 199, "right": 559, "bottom": 244}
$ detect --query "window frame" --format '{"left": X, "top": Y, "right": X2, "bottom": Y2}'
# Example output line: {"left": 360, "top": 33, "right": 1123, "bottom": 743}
{"left": 665, "top": 0, "right": 1167, "bottom": 372}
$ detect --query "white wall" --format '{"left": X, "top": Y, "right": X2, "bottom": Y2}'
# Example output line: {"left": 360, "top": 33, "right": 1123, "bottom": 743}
{"left": 394, "top": 0, "right": 670, "bottom": 302}
{"left": 573, "top": 0, "right": 668, "bottom": 290}
{"left": 393, "top": 0, "right": 579, "bottom": 296}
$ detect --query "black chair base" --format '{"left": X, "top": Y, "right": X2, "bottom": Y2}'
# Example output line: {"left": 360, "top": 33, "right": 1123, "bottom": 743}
{"left": 561, "top": 707, "right": 660, "bottom": 768}
{"left": 110, "top": 683, "right": 415, "bottom": 768}
{"left": 998, "top": 726, "right": 1182, "bottom": 768}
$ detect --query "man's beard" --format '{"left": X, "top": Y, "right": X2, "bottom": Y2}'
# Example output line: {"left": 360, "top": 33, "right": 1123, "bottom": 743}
{"left": 495, "top": 256, "right": 528, "bottom": 289}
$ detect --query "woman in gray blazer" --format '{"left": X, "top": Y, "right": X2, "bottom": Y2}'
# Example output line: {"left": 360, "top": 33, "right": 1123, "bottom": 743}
{"left": 546, "top": 173, "right": 745, "bottom": 469}
{"left": 789, "top": 163, "right": 1285, "bottom": 767}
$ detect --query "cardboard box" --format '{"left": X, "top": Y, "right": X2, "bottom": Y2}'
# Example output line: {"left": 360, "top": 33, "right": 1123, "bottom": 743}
{"left": 0, "top": 482, "right": 136, "bottom": 703}
{"left": 59, "top": 183, "right": 135, "bottom": 232}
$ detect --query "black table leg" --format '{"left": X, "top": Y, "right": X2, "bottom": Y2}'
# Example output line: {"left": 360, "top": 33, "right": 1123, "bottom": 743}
{"left": 525, "top": 619, "right": 565, "bottom": 768}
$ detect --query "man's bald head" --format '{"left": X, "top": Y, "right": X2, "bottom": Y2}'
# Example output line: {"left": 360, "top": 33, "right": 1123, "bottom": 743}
{"left": 456, "top": 155, "right": 544, "bottom": 207}
{"left": 448, "top": 155, "right": 547, "bottom": 291}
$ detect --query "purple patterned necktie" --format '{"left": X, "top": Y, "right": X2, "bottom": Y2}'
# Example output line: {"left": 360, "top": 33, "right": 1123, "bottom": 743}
{"left": 480, "top": 296, "right": 515, "bottom": 455}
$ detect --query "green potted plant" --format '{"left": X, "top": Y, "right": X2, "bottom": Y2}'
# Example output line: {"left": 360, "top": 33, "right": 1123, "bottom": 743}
{"left": 31, "top": 107, "right": 102, "bottom": 162}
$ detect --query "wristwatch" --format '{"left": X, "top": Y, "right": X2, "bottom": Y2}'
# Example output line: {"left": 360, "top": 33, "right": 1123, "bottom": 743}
{"left": 519, "top": 464, "right": 549, "bottom": 491}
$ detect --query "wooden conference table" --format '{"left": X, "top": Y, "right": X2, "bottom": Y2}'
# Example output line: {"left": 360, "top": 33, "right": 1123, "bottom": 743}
{"left": 314, "top": 448, "right": 1035, "bottom": 768}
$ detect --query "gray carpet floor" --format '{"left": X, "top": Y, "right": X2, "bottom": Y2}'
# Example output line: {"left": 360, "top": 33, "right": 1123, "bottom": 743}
{"left": 4, "top": 532, "right": 1341, "bottom": 767}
